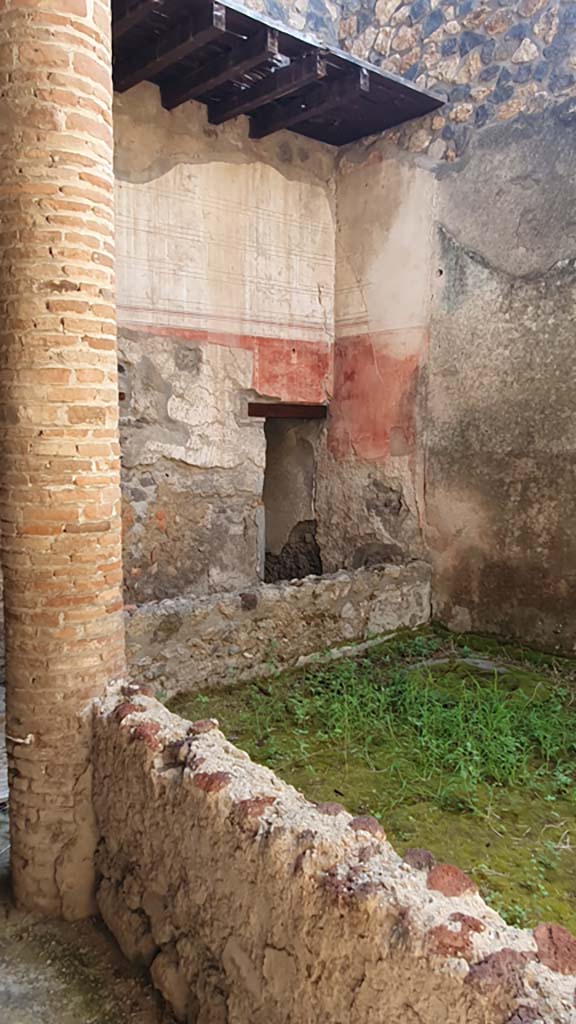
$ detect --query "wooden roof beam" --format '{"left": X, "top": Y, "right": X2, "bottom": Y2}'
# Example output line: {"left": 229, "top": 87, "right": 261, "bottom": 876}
{"left": 249, "top": 67, "right": 370, "bottom": 139}
{"left": 161, "top": 27, "right": 280, "bottom": 111}
{"left": 208, "top": 51, "right": 327, "bottom": 125}
{"left": 113, "top": 0, "right": 163, "bottom": 43}
{"left": 114, "top": 1, "right": 227, "bottom": 93}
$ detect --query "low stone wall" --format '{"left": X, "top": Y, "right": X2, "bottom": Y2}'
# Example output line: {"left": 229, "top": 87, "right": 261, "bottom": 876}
{"left": 93, "top": 692, "right": 576, "bottom": 1024}
{"left": 126, "top": 562, "right": 432, "bottom": 697}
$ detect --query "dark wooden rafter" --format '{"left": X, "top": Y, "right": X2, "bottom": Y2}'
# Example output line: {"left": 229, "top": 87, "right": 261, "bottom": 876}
{"left": 208, "top": 51, "right": 328, "bottom": 125}
{"left": 115, "top": 2, "right": 228, "bottom": 93}
{"left": 250, "top": 67, "right": 370, "bottom": 139}
{"left": 161, "top": 28, "right": 280, "bottom": 110}
{"left": 113, "top": 0, "right": 163, "bottom": 42}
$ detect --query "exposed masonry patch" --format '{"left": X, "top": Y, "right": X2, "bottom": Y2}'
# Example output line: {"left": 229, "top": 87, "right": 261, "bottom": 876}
{"left": 93, "top": 692, "right": 576, "bottom": 1024}
{"left": 264, "top": 520, "right": 323, "bottom": 583}
{"left": 126, "top": 562, "right": 431, "bottom": 697}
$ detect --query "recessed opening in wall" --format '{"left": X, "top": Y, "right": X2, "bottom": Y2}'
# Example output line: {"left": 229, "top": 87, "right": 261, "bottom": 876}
{"left": 249, "top": 404, "right": 327, "bottom": 583}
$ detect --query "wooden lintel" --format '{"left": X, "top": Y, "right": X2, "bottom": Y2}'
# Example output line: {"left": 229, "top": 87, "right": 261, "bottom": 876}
{"left": 113, "top": 0, "right": 163, "bottom": 42}
{"left": 208, "top": 51, "right": 327, "bottom": 125}
{"left": 114, "top": 2, "right": 227, "bottom": 93}
{"left": 249, "top": 67, "right": 370, "bottom": 140}
{"left": 248, "top": 403, "right": 328, "bottom": 420}
{"left": 161, "top": 27, "right": 280, "bottom": 110}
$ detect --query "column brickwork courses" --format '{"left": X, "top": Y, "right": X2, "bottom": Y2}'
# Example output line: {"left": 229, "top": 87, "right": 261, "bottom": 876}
{"left": 0, "top": 0, "right": 125, "bottom": 918}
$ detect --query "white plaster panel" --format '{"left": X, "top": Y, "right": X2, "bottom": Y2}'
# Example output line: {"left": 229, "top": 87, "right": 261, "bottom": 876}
{"left": 336, "top": 155, "right": 436, "bottom": 338}
{"left": 116, "top": 162, "right": 335, "bottom": 343}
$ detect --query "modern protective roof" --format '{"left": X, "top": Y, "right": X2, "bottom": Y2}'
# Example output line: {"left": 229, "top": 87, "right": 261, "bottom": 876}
{"left": 112, "top": 0, "right": 443, "bottom": 146}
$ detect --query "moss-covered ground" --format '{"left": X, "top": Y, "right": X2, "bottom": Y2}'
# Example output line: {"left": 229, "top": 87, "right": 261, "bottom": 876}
{"left": 170, "top": 627, "right": 576, "bottom": 932}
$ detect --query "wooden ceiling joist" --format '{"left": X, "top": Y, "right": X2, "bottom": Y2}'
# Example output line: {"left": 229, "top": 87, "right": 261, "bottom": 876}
{"left": 161, "top": 27, "right": 280, "bottom": 110}
{"left": 208, "top": 51, "right": 328, "bottom": 125}
{"left": 250, "top": 67, "right": 370, "bottom": 140}
{"left": 115, "top": 2, "right": 228, "bottom": 93}
{"left": 111, "top": 0, "right": 443, "bottom": 146}
{"left": 113, "top": 0, "right": 163, "bottom": 43}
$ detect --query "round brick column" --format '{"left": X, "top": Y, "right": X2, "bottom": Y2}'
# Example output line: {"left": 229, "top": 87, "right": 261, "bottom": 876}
{"left": 0, "top": 0, "right": 125, "bottom": 918}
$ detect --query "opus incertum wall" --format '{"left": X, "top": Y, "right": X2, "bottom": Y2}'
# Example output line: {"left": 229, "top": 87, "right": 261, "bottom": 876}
{"left": 126, "top": 563, "right": 432, "bottom": 696}
{"left": 243, "top": 0, "right": 344, "bottom": 44}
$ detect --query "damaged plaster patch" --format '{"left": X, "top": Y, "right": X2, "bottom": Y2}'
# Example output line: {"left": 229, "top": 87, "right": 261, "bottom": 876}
{"left": 114, "top": 83, "right": 336, "bottom": 189}
{"left": 428, "top": 208, "right": 576, "bottom": 650}
{"left": 435, "top": 106, "right": 576, "bottom": 279}
{"left": 119, "top": 328, "right": 266, "bottom": 602}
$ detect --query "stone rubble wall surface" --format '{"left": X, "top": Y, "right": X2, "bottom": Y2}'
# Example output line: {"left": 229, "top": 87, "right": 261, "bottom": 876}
{"left": 126, "top": 562, "right": 431, "bottom": 697}
{"left": 93, "top": 694, "right": 576, "bottom": 1024}
{"left": 339, "top": 0, "right": 576, "bottom": 161}
{"left": 242, "top": 0, "right": 344, "bottom": 43}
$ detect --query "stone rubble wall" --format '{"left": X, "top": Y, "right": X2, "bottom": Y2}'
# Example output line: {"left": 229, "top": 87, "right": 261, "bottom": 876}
{"left": 93, "top": 693, "right": 576, "bottom": 1024}
{"left": 242, "top": 0, "right": 343, "bottom": 43}
{"left": 126, "top": 563, "right": 431, "bottom": 697}
{"left": 339, "top": 0, "right": 576, "bottom": 161}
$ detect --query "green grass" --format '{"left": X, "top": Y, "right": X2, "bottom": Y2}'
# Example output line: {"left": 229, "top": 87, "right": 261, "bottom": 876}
{"left": 170, "top": 627, "right": 576, "bottom": 931}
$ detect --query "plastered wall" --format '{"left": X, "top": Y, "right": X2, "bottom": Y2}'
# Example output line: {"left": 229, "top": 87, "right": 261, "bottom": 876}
{"left": 114, "top": 83, "right": 435, "bottom": 607}
{"left": 316, "top": 149, "right": 434, "bottom": 573}
{"left": 115, "top": 86, "right": 335, "bottom": 603}
{"left": 115, "top": 0, "right": 576, "bottom": 651}
{"left": 335, "top": 0, "right": 576, "bottom": 653}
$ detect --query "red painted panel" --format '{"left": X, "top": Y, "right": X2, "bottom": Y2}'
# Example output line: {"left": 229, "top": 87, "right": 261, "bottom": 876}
{"left": 329, "top": 328, "right": 427, "bottom": 462}
{"left": 252, "top": 335, "right": 331, "bottom": 404}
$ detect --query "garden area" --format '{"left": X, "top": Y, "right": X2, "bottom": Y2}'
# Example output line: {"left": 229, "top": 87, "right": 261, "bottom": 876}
{"left": 171, "top": 627, "right": 576, "bottom": 932}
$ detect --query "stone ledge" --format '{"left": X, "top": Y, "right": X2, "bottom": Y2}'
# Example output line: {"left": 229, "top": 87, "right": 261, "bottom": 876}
{"left": 93, "top": 693, "right": 576, "bottom": 1023}
{"left": 125, "top": 561, "right": 432, "bottom": 697}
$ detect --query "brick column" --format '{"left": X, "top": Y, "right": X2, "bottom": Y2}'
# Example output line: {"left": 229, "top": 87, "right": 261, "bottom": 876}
{"left": 0, "top": 0, "right": 125, "bottom": 918}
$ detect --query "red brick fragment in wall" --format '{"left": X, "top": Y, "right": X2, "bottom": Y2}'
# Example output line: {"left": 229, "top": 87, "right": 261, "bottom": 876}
{"left": 193, "top": 771, "right": 233, "bottom": 794}
{"left": 466, "top": 948, "right": 533, "bottom": 990}
{"left": 428, "top": 913, "right": 485, "bottom": 959}
{"left": 349, "top": 815, "right": 386, "bottom": 838}
{"left": 534, "top": 923, "right": 576, "bottom": 975}
{"left": 328, "top": 328, "right": 427, "bottom": 461}
{"left": 427, "top": 863, "right": 478, "bottom": 898}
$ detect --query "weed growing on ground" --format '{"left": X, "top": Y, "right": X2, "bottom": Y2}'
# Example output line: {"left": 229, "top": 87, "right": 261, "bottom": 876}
{"left": 237, "top": 638, "right": 576, "bottom": 805}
